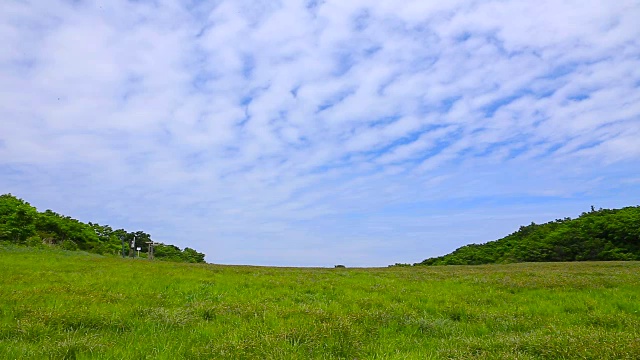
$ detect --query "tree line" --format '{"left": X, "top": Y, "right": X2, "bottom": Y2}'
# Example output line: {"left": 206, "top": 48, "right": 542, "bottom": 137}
{"left": 413, "top": 205, "right": 640, "bottom": 266}
{"left": 0, "top": 193, "right": 206, "bottom": 263}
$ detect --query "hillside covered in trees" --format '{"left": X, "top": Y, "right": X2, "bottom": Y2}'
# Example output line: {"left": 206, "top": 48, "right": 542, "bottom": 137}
{"left": 0, "top": 194, "right": 205, "bottom": 263}
{"left": 417, "top": 206, "right": 640, "bottom": 266}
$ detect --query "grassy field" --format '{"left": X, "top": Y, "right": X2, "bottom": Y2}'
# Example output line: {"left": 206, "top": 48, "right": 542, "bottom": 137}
{"left": 1, "top": 245, "right": 639, "bottom": 359}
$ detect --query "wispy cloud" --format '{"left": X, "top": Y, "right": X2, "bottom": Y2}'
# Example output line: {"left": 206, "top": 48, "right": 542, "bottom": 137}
{"left": 1, "top": 0, "right": 639, "bottom": 266}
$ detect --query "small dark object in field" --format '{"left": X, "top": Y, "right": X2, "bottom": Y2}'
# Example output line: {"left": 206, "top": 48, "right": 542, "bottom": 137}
{"left": 334, "top": 264, "right": 346, "bottom": 268}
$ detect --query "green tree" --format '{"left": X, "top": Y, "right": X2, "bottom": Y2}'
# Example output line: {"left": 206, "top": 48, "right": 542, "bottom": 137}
{"left": 182, "top": 247, "right": 206, "bottom": 263}
{"left": 0, "top": 194, "right": 38, "bottom": 244}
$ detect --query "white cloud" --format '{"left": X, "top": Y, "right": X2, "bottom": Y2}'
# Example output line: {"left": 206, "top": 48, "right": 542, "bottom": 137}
{"left": 1, "top": 0, "right": 639, "bottom": 266}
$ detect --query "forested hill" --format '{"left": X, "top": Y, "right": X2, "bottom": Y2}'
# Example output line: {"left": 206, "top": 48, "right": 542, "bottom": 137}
{"left": 416, "top": 206, "right": 640, "bottom": 266}
{"left": 0, "top": 194, "right": 206, "bottom": 263}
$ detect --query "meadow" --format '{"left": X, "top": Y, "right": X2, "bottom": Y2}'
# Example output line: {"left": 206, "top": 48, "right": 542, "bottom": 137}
{"left": 1, "top": 245, "right": 639, "bottom": 359}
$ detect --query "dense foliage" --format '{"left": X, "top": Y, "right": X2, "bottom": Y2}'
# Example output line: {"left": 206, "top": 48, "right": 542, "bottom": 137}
{"left": 417, "top": 206, "right": 640, "bottom": 266}
{"left": 0, "top": 193, "right": 205, "bottom": 263}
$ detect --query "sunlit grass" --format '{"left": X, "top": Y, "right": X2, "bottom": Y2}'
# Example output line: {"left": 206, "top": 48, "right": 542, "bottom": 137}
{"left": 1, "top": 244, "right": 639, "bottom": 359}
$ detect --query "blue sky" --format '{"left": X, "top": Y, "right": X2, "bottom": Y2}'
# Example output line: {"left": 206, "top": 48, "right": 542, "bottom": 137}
{"left": 1, "top": 0, "right": 639, "bottom": 266}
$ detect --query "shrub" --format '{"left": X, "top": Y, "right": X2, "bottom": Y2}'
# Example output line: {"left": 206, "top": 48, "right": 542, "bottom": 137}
{"left": 60, "top": 240, "right": 78, "bottom": 251}
{"left": 25, "top": 235, "right": 43, "bottom": 248}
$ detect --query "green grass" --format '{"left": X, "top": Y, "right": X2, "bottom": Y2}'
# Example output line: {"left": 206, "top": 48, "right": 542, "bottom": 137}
{"left": 1, "top": 245, "right": 639, "bottom": 359}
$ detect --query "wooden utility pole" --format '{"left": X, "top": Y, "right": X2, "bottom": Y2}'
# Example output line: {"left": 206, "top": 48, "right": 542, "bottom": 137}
{"left": 146, "top": 241, "right": 160, "bottom": 260}
{"left": 120, "top": 235, "right": 126, "bottom": 258}
{"left": 129, "top": 235, "right": 135, "bottom": 258}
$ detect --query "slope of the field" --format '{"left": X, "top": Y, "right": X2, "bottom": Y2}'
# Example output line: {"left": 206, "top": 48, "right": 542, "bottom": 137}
{"left": 1, "top": 245, "right": 639, "bottom": 359}
{"left": 0, "top": 194, "right": 206, "bottom": 263}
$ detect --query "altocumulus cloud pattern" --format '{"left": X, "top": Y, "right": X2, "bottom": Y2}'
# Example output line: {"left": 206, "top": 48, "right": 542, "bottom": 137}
{"left": 1, "top": 0, "right": 639, "bottom": 266}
